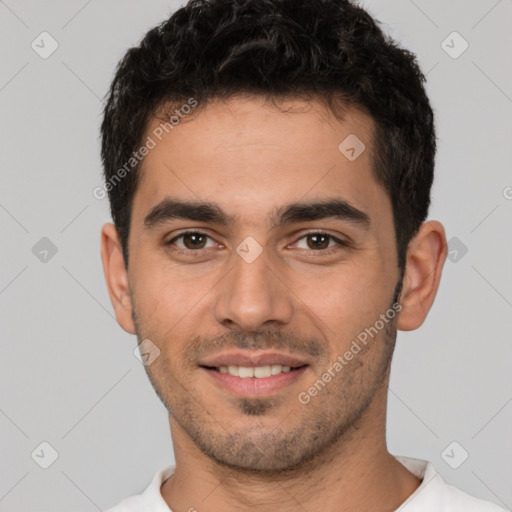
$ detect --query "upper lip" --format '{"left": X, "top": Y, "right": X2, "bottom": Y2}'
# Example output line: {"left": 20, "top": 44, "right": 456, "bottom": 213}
{"left": 199, "top": 350, "right": 309, "bottom": 368}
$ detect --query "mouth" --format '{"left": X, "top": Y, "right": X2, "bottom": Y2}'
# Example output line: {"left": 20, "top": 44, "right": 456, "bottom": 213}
{"left": 199, "top": 359, "right": 309, "bottom": 397}
{"left": 201, "top": 363, "right": 308, "bottom": 378}
{"left": 198, "top": 350, "right": 311, "bottom": 397}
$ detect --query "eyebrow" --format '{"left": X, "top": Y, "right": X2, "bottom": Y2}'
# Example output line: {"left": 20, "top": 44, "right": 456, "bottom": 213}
{"left": 143, "top": 197, "right": 371, "bottom": 230}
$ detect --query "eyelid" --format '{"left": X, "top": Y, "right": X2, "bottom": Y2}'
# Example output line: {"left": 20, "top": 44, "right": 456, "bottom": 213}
{"left": 166, "top": 230, "right": 219, "bottom": 249}
{"left": 291, "top": 230, "right": 351, "bottom": 250}
{"left": 166, "top": 229, "right": 350, "bottom": 253}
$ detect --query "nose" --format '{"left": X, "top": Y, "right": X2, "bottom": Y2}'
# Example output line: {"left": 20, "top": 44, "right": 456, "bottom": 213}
{"left": 213, "top": 245, "right": 294, "bottom": 332}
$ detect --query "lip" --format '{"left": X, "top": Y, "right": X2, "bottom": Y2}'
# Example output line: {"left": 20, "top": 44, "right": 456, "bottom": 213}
{"left": 202, "top": 365, "right": 309, "bottom": 397}
{"left": 199, "top": 350, "right": 309, "bottom": 368}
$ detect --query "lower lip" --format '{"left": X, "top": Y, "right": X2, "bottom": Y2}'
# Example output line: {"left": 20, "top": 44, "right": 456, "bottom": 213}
{"left": 202, "top": 366, "right": 308, "bottom": 397}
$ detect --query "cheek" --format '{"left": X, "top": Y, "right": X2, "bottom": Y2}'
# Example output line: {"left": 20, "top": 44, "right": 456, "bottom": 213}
{"left": 132, "top": 260, "right": 215, "bottom": 333}
{"left": 288, "top": 261, "right": 393, "bottom": 336}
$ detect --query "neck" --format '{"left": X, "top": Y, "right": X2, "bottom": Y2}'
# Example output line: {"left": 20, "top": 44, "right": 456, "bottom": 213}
{"left": 160, "top": 385, "right": 421, "bottom": 512}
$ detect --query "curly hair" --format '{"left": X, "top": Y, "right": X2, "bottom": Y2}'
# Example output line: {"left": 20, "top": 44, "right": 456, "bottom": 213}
{"left": 100, "top": 0, "right": 436, "bottom": 271}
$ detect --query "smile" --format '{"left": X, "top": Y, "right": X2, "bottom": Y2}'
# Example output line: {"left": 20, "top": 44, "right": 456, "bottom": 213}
{"left": 201, "top": 364, "right": 309, "bottom": 397}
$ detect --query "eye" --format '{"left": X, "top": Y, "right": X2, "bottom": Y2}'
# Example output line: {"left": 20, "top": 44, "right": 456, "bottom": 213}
{"left": 294, "top": 232, "right": 348, "bottom": 251}
{"left": 165, "top": 230, "right": 349, "bottom": 256}
{"left": 167, "top": 231, "right": 217, "bottom": 251}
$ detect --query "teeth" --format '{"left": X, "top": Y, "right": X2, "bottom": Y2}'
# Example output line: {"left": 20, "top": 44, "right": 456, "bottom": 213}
{"left": 254, "top": 365, "right": 271, "bottom": 378}
{"left": 238, "top": 366, "right": 254, "bottom": 378}
{"left": 218, "top": 364, "right": 292, "bottom": 378}
{"left": 271, "top": 364, "right": 283, "bottom": 375}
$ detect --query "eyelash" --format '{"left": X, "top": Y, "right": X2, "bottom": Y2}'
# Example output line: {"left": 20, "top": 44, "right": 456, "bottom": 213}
{"left": 166, "top": 231, "right": 350, "bottom": 256}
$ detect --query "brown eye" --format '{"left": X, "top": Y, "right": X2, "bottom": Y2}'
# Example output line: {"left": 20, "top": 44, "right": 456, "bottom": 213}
{"left": 182, "top": 233, "right": 207, "bottom": 249}
{"left": 305, "top": 233, "right": 330, "bottom": 250}
{"left": 295, "top": 232, "right": 345, "bottom": 251}
{"left": 168, "top": 232, "right": 215, "bottom": 250}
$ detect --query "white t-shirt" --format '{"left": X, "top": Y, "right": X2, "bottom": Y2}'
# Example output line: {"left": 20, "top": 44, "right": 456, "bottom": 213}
{"left": 104, "top": 455, "right": 508, "bottom": 511}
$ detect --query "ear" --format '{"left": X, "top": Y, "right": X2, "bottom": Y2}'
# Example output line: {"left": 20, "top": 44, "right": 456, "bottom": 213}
{"left": 397, "top": 220, "right": 447, "bottom": 331}
{"left": 100, "top": 222, "right": 136, "bottom": 334}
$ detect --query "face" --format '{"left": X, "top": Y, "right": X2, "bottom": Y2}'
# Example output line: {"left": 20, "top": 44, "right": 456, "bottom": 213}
{"left": 123, "top": 96, "right": 402, "bottom": 473}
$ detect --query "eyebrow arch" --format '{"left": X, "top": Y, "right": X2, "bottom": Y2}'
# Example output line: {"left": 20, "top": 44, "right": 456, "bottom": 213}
{"left": 143, "top": 197, "right": 371, "bottom": 230}
{"left": 271, "top": 199, "right": 370, "bottom": 229}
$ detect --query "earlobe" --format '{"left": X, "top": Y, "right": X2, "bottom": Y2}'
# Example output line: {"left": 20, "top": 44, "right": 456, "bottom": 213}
{"left": 397, "top": 220, "right": 447, "bottom": 331}
{"left": 100, "top": 222, "right": 136, "bottom": 334}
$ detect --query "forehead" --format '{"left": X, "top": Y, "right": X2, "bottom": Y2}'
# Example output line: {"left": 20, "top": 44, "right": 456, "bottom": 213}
{"left": 132, "top": 96, "right": 387, "bottom": 226}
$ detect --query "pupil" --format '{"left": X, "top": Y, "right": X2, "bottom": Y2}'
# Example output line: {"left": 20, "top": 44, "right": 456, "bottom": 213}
{"left": 308, "top": 234, "right": 328, "bottom": 249}
{"left": 185, "top": 233, "right": 206, "bottom": 249}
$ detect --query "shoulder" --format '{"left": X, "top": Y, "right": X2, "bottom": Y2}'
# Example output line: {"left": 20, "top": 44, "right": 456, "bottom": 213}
{"left": 103, "top": 494, "right": 145, "bottom": 512}
{"left": 103, "top": 465, "right": 176, "bottom": 512}
{"left": 395, "top": 456, "right": 508, "bottom": 512}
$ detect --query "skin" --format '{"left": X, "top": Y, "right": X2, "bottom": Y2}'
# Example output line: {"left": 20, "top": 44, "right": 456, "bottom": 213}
{"left": 101, "top": 95, "right": 447, "bottom": 512}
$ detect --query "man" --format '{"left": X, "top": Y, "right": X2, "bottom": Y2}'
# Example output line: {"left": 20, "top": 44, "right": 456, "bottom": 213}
{"left": 99, "top": 0, "right": 507, "bottom": 510}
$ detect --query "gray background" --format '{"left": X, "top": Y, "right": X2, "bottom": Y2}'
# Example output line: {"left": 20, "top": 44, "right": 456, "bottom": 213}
{"left": 0, "top": 0, "right": 511, "bottom": 510}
